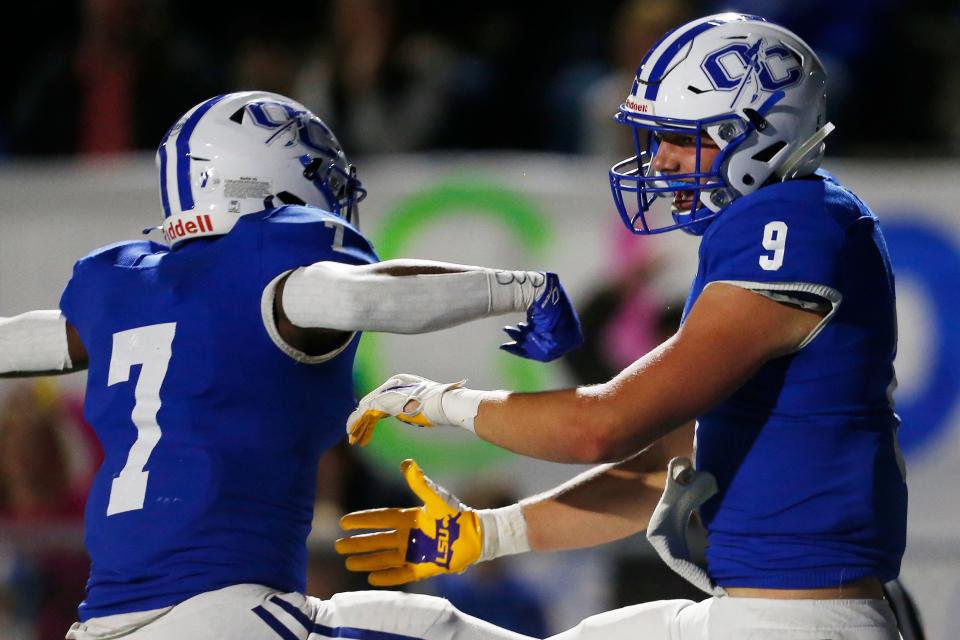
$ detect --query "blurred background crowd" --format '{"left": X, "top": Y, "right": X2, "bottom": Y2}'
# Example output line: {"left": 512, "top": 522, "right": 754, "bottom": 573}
{"left": 1, "top": 0, "right": 957, "bottom": 638}
{"left": 3, "top": 0, "right": 959, "bottom": 161}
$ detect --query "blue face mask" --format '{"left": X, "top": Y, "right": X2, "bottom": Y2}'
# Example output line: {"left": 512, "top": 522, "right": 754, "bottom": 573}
{"left": 610, "top": 119, "right": 729, "bottom": 235}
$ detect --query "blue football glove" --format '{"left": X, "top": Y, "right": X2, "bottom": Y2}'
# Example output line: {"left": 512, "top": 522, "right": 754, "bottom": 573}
{"left": 499, "top": 272, "right": 583, "bottom": 362}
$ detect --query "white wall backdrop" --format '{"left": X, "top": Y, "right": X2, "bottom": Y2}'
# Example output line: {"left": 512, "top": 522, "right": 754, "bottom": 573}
{"left": 1, "top": 154, "right": 958, "bottom": 637}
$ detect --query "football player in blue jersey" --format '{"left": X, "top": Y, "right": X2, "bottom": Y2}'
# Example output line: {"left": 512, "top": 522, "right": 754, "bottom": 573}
{"left": 343, "top": 13, "right": 907, "bottom": 640}
{"left": 0, "top": 90, "right": 584, "bottom": 640}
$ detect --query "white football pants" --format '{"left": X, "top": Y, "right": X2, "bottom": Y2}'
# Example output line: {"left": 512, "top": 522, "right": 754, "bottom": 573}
{"left": 548, "top": 595, "right": 901, "bottom": 640}
{"left": 65, "top": 584, "right": 534, "bottom": 640}
{"left": 65, "top": 583, "right": 901, "bottom": 640}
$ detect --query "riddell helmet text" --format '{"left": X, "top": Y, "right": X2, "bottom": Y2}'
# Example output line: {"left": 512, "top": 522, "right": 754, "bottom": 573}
{"left": 624, "top": 98, "right": 650, "bottom": 113}
{"left": 164, "top": 214, "right": 214, "bottom": 243}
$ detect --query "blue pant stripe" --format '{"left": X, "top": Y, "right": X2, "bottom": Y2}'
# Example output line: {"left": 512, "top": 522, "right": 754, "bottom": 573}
{"left": 265, "top": 594, "right": 425, "bottom": 640}
{"left": 270, "top": 595, "right": 314, "bottom": 631}
{"left": 311, "top": 623, "right": 425, "bottom": 640}
{"left": 252, "top": 605, "right": 301, "bottom": 640}
{"left": 174, "top": 94, "right": 227, "bottom": 213}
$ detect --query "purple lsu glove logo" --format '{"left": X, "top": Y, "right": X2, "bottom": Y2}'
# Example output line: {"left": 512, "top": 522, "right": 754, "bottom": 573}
{"left": 405, "top": 514, "right": 462, "bottom": 569}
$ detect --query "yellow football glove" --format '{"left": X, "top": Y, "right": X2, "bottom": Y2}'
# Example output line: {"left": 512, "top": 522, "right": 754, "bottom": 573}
{"left": 335, "top": 459, "right": 483, "bottom": 586}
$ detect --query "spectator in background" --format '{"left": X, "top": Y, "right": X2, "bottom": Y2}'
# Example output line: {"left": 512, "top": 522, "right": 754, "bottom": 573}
{"left": 914, "top": 4, "right": 960, "bottom": 154}
{"left": 564, "top": 221, "right": 673, "bottom": 385}
{"left": 546, "top": 0, "right": 693, "bottom": 156}
{"left": 0, "top": 545, "right": 39, "bottom": 640}
{"left": 0, "top": 380, "right": 98, "bottom": 640}
{"left": 579, "top": 0, "right": 694, "bottom": 158}
{"left": 1, "top": 2, "right": 956, "bottom": 158}
{"left": 7, "top": 0, "right": 222, "bottom": 156}
{"left": 228, "top": 37, "right": 302, "bottom": 104}
{"left": 293, "top": 0, "right": 466, "bottom": 154}
{"left": 0, "top": 380, "right": 94, "bottom": 520}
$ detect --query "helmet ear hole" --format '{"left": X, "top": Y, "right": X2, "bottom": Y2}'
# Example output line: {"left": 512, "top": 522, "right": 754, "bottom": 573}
{"left": 751, "top": 141, "right": 787, "bottom": 163}
{"left": 275, "top": 191, "right": 306, "bottom": 206}
{"left": 742, "top": 108, "right": 768, "bottom": 131}
{"left": 742, "top": 174, "right": 755, "bottom": 186}
{"left": 302, "top": 157, "right": 324, "bottom": 180}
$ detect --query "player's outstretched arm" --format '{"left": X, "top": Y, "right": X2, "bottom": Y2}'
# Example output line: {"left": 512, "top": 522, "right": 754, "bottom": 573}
{"left": 0, "top": 311, "right": 88, "bottom": 378}
{"left": 274, "top": 259, "right": 582, "bottom": 362}
{"left": 348, "top": 283, "right": 824, "bottom": 462}
{"left": 337, "top": 427, "right": 694, "bottom": 585}
{"left": 519, "top": 422, "right": 694, "bottom": 552}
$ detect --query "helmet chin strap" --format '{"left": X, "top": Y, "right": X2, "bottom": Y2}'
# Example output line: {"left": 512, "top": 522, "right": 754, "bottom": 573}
{"left": 775, "top": 122, "right": 836, "bottom": 180}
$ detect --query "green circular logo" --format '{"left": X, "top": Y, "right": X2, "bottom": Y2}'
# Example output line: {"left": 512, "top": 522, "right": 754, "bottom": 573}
{"left": 354, "top": 180, "right": 552, "bottom": 473}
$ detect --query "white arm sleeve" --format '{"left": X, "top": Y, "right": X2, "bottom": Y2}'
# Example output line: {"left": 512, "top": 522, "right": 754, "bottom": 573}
{"left": 0, "top": 310, "right": 73, "bottom": 374}
{"left": 280, "top": 261, "right": 546, "bottom": 333}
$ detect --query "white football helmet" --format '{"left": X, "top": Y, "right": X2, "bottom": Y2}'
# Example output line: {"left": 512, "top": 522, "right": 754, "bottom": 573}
{"left": 155, "top": 91, "right": 365, "bottom": 247}
{"left": 609, "top": 13, "right": 834, "bottom": 235}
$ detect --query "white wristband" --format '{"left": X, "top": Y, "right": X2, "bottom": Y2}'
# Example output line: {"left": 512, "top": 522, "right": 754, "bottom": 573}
{"left": 438, "top": 387, "right": 493, "bottom": 432}
{"left": 477, "top": 504, "right": 531, "bottom": 562}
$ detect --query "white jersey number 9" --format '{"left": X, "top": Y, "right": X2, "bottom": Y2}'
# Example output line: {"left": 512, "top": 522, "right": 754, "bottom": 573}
{"left": 759, "top": 221, "right": 788, "bottom": 271}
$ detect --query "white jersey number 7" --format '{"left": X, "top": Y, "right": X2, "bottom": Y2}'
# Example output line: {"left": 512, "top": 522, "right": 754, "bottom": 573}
{"left": 106, "top": 322, "right": 176, "bottom": 516}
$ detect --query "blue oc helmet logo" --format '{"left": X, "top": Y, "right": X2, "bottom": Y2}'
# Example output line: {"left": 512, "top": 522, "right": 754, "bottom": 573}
{"left": 244, "top": 101, "right": 339, "bottom": 156}
{"left": 700, "top": 42, "right": 802, "bottom": 92}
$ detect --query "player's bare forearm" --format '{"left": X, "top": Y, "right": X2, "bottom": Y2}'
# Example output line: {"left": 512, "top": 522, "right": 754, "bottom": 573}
{"left": 474, "top": 284, "right": 823, "bottom": 463}
{"left": 521, "top": 424, "right": 694, "bottom": 551}
{"left": 348, "top": 284, "right": 820, "bottom": 460}
{"left": 473, "top": 339, "right": 707, "bottom": 462}
{"left": 524, "top": 468, "right": 667, "bottom": 550}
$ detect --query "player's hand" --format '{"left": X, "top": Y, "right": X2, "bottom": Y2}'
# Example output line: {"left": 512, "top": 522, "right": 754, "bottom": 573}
{"left": 336, "top": 459, "right": 482, "bottom": 586}
{"left": 500, "top": 272, "right": 583, "bottom": 362}
{"left": 346, "top": 374, "right": 464, "bottom": 446}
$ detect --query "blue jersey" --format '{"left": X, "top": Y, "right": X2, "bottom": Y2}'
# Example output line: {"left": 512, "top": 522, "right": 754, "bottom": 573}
{"left": 684, "top": 171, "right": 907, "bottom": 589}
{"left": 59, "top": 206, "right": 377, "bottom": 620}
